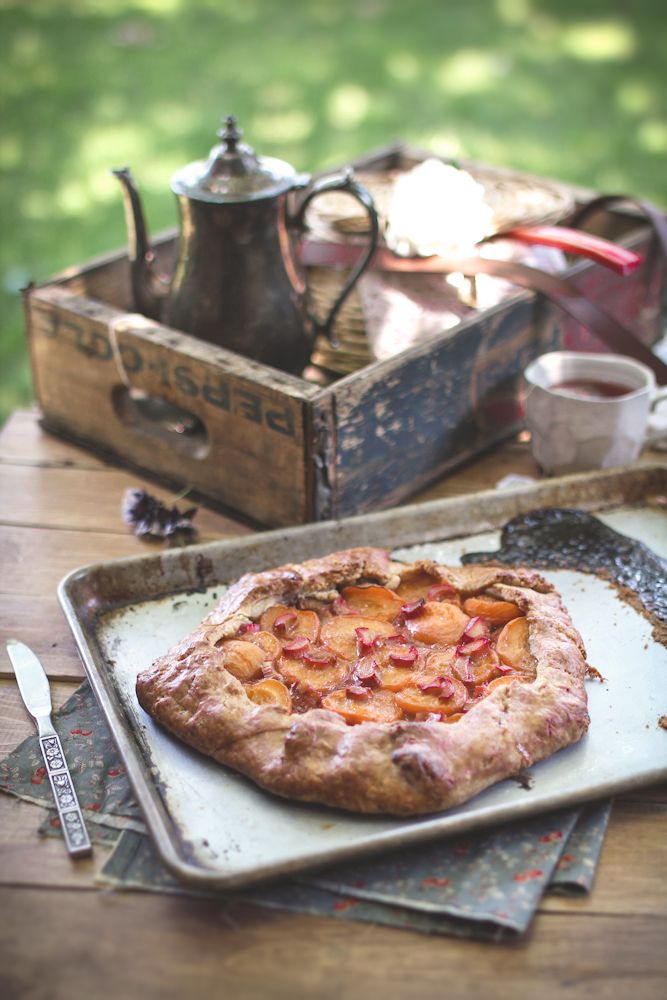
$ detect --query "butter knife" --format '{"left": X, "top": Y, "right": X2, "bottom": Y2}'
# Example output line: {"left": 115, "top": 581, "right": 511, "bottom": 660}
{"left": 6, "top": 639, "right": 92, "bottom": 858}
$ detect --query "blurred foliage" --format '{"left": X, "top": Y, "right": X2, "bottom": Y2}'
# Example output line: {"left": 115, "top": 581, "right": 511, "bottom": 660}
{"left": 1, "top": 0, "right": 666, "bottom": 423}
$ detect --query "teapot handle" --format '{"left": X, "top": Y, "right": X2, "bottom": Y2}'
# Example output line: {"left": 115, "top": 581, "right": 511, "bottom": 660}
{"left": 293, "top": 169, "right": 380, "bottom": 347}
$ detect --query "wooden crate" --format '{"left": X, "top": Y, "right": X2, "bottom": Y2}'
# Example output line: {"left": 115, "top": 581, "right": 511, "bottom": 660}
{"left": 24, "top": 147, "right": 665, "bottom": 527}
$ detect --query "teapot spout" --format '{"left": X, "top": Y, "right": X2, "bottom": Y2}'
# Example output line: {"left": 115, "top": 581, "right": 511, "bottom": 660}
{"left": 112, "top": 167, "right": 168, "bottom": 320}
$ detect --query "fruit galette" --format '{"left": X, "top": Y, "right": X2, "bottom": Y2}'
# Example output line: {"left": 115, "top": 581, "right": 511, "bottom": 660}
{"left": 136, "top": 547, "right": 590, "bottom": 815}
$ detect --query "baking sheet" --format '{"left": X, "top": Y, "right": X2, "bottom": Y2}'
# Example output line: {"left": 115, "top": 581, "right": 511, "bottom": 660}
{"left": 59, "top": 465, "right": 667, "bottom": 889}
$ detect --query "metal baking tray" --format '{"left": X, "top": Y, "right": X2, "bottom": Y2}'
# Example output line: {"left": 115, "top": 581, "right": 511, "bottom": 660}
{"left": 59, "top": 464, "right": 667, "bottom": 890}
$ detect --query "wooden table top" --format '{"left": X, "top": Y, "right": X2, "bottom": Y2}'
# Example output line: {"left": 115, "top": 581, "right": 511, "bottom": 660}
{"left": 1, "top": 408, "right": 665, "bottom": 1000}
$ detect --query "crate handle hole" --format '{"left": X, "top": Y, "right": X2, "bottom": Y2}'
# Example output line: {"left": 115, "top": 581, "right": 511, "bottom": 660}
{"left": 112, "top": 386, "right": 210, "bottom": 460}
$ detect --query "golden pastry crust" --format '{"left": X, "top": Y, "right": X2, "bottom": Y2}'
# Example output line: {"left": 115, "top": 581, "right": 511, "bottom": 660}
{"left": 136, "top": 547, "right": 590, "bottom": 816}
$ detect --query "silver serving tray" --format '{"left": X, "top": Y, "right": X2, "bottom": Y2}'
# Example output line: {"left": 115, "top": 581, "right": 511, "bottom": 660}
{"left": 59, "top": 465, "right": 667, "bottom": 890}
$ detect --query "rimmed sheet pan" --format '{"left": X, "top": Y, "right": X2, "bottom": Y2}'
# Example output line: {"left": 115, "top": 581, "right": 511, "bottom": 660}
{"left": 59, "top": 464, "right": 667, "bottom": 889}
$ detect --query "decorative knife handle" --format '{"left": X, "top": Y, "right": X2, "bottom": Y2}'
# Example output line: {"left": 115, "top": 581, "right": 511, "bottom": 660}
{"left": 39, "top": 733, "right": 92, "bottom": 858}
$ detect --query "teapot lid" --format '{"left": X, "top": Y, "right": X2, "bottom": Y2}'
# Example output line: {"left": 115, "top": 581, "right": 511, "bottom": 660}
{"left": 171, "top": 115, "right": 297, "bottom": 203}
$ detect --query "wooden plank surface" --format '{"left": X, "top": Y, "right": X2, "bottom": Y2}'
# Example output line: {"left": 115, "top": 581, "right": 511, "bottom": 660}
{"left": 0, "top": 408, "right": 665, "bottom": 1000}
{"left": 0, "top": 523, "right": 148, "bottom": 597}
{"left": 0, "top": 408, "right": 250, "bottom": 681}
{"left": 0, "top": 408, "right": 108, "bottom": 468}
{"left": 0, "top": 797, "right": 113, "bottom": 890}
{"left": 0, "top": 526, "right": 145, "bottom": 681}
{"left": 0, "top": 463, "right": 252, "bottom": 537}
{"left": 0, "top": 594, "right": 82, "bottom": 679}
{"left": 1, "top": 886, "right": 665, "bottom": 1000}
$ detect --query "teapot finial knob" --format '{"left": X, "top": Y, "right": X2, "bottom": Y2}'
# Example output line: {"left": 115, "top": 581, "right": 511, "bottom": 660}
{"left": 218, "top": 115, "right": 242, "bottom": 151}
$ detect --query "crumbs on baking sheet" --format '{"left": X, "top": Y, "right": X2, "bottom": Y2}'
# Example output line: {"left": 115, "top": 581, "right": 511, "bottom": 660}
{"left": 511, "top": 769, "right": 534, "bottom": 790}
{"left": 659, "top": 716, "right": 667, "bottom": 731}
{"left": 585, "top": 665, "right": 605, "bottom": 682}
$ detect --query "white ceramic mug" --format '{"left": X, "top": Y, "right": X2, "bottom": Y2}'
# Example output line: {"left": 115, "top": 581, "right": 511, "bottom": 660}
{"left": 523, "top": 351, "right": 667, "bottom": 475}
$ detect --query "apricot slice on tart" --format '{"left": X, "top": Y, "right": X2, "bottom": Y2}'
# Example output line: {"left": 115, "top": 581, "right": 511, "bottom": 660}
{"left": 242, "top": 629, "right": 282, "bottom": 660}
{"left": 364, "top": 644, "right": 431, "bottom": 691}
{"left": 394, "top": 569, "right": 438, "bottom": 602}
{"left": 340, "top": 585, "right": 404, "bottom": 621}
{"left": 486, "top": 674, "right": 520, "bottom": 693}
{"left": 215, "top": 639, "right": 267, "bottom": 682}
{"left": 320, "top": 615, "right": 397, "bottom": 661}
{"left": 245, "top": 678, "right": 292, "bottom": 711}
{"left": 425, "top": 582, "right": 462, "bottom": 604}
{"left": 277, "top": 649, "right": 351, "bottom": 694}
{"left": 423, "top": 646, "right": 456, "bottom": 673}
{"left": 321, "top": 688, "right": 401, "bottom": 724}
{"left": 395, "top": 675, "right": 468, "bottom": 717}
{"left": 395, "top": 569, "right": 460, "bottom": 604}
{"left": 259, "top": 605, "right": 320, "bottom": 642}
{"left": 404, "top": 602, "right": 470, "bottom": 646}
{"left": 462, "top": 596, "right": 523, "bottom": 625}
{"left": 496, "top": 617, "right": 536, "bottom": 675}
{"left": 465, "top": 647, "right": 503, "bottom": 686}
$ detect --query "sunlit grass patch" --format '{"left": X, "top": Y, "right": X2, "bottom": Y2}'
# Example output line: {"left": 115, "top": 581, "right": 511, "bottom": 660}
{"left": 0, "top": 0, "right": 666, "bottom": 426}
{"left": 560, "top": 20, "right": 636, "bottom": 62}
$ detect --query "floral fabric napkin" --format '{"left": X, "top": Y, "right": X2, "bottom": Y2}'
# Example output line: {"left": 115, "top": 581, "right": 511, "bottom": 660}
{"left": 0, "top": 682, "right": 611, "bottom": 941}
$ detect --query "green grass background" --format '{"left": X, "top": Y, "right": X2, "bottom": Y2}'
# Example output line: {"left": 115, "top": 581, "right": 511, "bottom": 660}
{"left": 2, "top": 0, "right": 666, "bottom": 425}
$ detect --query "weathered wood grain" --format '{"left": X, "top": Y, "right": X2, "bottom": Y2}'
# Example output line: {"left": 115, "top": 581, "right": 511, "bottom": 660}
{"left": 0, "top": 524, "right": 147, "bottom": 598}
{"left": 0, "top": 463, "right": 250, "bottom": 538}
{"left": 0, "top": 886, "right": 665, "bottom": 1000}
{"left": 0, "top": 596, "right": 82, "bottom": 680}
{"left": 322, "top": 296, "right": 561, "bottom": 518}
{"left": 27, "top": 284, "right": 315, "bottom": 526}
{"left": 0, "top": 408, "right": 107, "bottom": 468}
{"left": 0, "top": 796, "right": 112, "bottom": 890}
